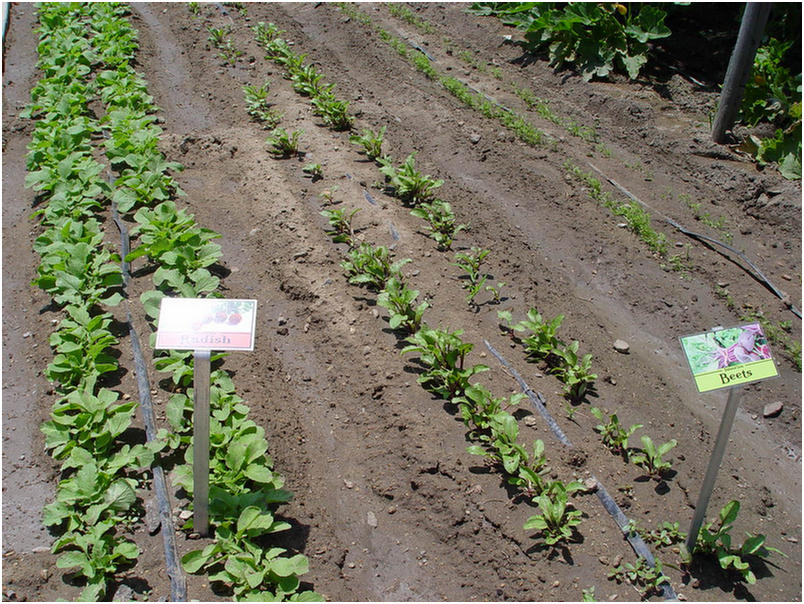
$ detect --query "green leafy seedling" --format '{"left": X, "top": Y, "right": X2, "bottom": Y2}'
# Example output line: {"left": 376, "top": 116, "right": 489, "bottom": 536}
{"left": 630, "top": 435, "right": 677, "bottom": 479}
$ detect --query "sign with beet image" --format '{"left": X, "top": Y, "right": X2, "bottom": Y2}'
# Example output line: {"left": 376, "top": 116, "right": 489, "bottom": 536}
{"left": 680, "top": 323, "right": 778, "bottom": 392}
{"left": 155, "top": 298, "right": 257, "bottom": 351}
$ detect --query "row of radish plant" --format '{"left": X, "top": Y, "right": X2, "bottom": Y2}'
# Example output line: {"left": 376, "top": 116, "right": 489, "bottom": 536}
{"left": 24, "top": 4, "right": 157, "bottom": 599}
{"left": 25, "top": 3, "right": 320, "bottom": 601}
{"left": 239, "top": 6, "right": 786, "bottom": 596}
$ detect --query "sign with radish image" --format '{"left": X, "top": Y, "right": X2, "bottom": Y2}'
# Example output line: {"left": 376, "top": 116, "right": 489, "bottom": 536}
{"left": 155, "top": 298, "right": 257, "bottom": 351}
{"left": 680, "top": 323, "right": 778, "bottom": 392}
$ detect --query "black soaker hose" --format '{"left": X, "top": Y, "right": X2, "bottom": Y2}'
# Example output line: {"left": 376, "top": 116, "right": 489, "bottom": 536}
{"left": 112, "top": 203, "right": 187, "bottom": 601}
{"left": 484, "top": 339, "right": 678, "bottom": 601}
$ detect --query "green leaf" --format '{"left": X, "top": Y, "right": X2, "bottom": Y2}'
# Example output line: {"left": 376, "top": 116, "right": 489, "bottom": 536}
{"left": 270, "top": 554, "right": 309, "bottom": 577}
{"left": 104, "top": 479, "right": 136, "bottom": 512}
{"left": 244, "top": 464, "right": 276, "bottom": 484}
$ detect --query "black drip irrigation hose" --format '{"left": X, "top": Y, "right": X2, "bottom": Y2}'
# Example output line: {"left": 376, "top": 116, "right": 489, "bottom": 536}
{"left": 484, "top": 339, "right": 679, "bottom": 601}
{"left": 587, "top": 162, "right": 802, "bottom": 320}
{"left": 111, "top": 202, "right": 187, "bottom": 601}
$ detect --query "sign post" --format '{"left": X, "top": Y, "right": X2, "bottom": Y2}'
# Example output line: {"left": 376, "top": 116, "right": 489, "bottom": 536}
{"left": 192, "top": 349, "right": 211, "bottom": 536}
{"left": 155, "top": 298, "right": 257, "bottom": 537}
{"left": 679, "top": 323, "right": 778, "bottom": 552}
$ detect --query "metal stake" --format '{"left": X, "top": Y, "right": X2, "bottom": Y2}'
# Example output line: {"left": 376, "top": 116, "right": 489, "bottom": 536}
{"left": 193, "top": 349, "right": 211, "bottom": 537}
{"left": 685, "top": 386, "right": 743, "bottom": 552}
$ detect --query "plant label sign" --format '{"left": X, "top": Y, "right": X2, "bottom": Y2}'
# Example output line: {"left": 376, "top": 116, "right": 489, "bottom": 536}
{"left": 680, "top": 323, "right": 778, "bottom": 393}
{"left": 155, "top": 298, "right": 257, "bottom": 351}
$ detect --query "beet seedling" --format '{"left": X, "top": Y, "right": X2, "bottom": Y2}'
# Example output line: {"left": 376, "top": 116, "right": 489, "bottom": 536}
{"left": 266, "top": 127, "right": 303, "bottom": 157}
{"left": 630, "top": 435, "right": 677, "bottom": 479}
{"left": 311, "top": 91, "right": 353, "bottom": 131}
{"left": 453, "top": 247, "right": 490, "bottom": 305}
{"left": 340, "top": 243, "right": 410, "bottom": 290}
{"left": 514, "top": 309, "right": 564, "bottom": 364}
{"left": 243, "top": 83, "right": 282, "bottom": 128}
{"left": 410, "top": 199, "right": 467, "bottom": 250}
{"left": 523, "top": 481, "right": 584, "bottom": 545}
{"left": 290, "top": 64, "right": 325, "bottom": 96}
{"left": 401, "top": 326, "right": 488, "bottom": 400}
{"left": 303, "top": 162, "right": 323, "bottom": 180}
{"left": 321, "top": 207, "right": 359, "bottom": 246}
{"left": 693, "top": 500, "right": 786, "bottom": 584}
{"left": 349, "top": 126, "right": 386, "bottom": 160}
{"left": 377, "top": 277, "right": 428, "bottom": 333}
{"left": 379, "top": 153, "right": 444, "bottom": 205}
{"left": 552, "top": 340, "right": 597, "bottom": 403}
{"left": 590, "top": 407, "right": 642, "bottom": 459}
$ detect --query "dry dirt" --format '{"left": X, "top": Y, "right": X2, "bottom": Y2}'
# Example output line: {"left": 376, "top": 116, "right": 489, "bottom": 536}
{"left": 2, "top": 3, "right": 801, "bottom": 602}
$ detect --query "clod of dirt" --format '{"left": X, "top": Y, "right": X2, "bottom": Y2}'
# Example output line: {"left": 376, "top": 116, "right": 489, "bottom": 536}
{"left": 763, "top": 401, "right": 784, "bottom": 417}
{"left": 613, "top": 339, "right": 630, "bottom": 354}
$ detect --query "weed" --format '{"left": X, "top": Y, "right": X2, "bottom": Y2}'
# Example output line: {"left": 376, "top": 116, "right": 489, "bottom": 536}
{"left": 608, "top": 557, "right": 669, "bottom": 598}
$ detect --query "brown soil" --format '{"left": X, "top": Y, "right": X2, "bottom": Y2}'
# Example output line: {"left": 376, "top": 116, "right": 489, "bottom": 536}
{"left": 2, "top": 3, "right": 801, "bottom": 602}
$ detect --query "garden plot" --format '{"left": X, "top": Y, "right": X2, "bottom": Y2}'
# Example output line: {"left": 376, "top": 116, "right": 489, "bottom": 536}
{"left": 2, "top": 3, "right": 800, "bottom": 602}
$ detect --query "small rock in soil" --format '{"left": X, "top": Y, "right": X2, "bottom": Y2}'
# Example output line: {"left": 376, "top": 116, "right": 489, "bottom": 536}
{"left": 113, "top": 584, "right": 135, "bottom": 602}
{"left": 598, "top": 556, "right": 609, "bottom": 565}
{"left": 366, "top": 511, "right": 378, "bottom": 528}
{"left": 470, "top": 133, "right": 481, "bottom": 144}
{"left": 523, "top": 416, "right": 537, "bottom": 427}
{"left": 613, "top": 339, "right": 630, "bottom": 354}
{"left": 763, "top": 401, "right": 783, "bottom": 417}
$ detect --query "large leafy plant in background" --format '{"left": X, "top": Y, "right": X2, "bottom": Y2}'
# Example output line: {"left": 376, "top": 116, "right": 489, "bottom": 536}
{"left": 739, "top": 36, "right": 802, "bottom": 180}
{"left": 469, "top": 2, "right": 671, "bottom": 81}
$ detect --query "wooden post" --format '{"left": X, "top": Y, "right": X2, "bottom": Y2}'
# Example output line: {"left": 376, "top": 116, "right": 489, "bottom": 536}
{"left": 712, "top": 3, "right": 772, "bottom": 143}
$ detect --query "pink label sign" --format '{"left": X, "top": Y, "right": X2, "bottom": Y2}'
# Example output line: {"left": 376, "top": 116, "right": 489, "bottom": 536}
{"left": 155, "top": 298, "right": 257, "bottom": 351}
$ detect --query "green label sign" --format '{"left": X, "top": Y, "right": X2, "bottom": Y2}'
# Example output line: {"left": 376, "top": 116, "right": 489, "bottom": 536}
{"left": 680, "top": 323, "right": 778, "bottom": 392}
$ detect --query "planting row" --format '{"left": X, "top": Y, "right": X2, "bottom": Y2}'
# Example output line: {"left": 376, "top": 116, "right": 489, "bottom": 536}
{"left": 224, "top": 4, "right": 787, "bottom": 596}
{"left": 25, "top": 3, "right": 320, "bottom": 601}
